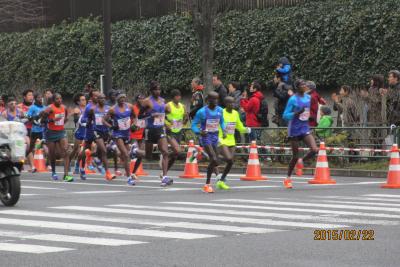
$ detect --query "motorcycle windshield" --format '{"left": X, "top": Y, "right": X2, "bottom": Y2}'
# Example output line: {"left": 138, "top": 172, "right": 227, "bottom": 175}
{"left": 0, "top": 121, "right": 27, "bottom": 160}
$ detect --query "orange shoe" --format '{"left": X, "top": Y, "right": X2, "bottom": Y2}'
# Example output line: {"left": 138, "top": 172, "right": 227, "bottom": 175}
{"left": 283, "top": 178, "right": 293, "bottom": 189}
{"left": 105, "top": 170, "right": 116, "bottom": 181}
{"left": 202, "top": 184, "right": 214, "bottom": 193}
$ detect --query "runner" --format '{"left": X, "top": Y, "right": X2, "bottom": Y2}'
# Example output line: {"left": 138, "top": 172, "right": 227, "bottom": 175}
{"left": 216, "top": 96, "right": 250, "bottom": 190}
{"left": 164, "top": 89, "right": 188, "bottom": 174}
{"left": 41, "top": 93, "right": 73, "bottom": 182}
{"left": 130, "top": 81, "right": 173, "bottom": 187}
{"left": 2, "top": 97, "right": 22, "bottom": 121}
{"left": 191, "top": 92, "right": 226, "bottom": 193}
{"left": 69, "top": 93, "right": 87, "bottom": 174}
{"left": 91, "top": 93, "right": 115, "bottom": 180}
{"left": 103, "top": 93, "right": 136, "bottom": 184}
{"left": 27, "top": 93, "right": 47, "bottom": 172}
{"left": 282, "top": 79, "right": 319, "bottom": 189}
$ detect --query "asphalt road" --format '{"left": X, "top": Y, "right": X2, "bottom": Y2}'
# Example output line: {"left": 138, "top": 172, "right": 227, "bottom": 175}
{"left": 1, "top": 169, "right": 399, "bottom": 267}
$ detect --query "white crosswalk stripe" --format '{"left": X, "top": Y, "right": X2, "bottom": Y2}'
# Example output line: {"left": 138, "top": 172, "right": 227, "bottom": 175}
{"left": 1, "top": 193, "right": 399, "bottom": 254}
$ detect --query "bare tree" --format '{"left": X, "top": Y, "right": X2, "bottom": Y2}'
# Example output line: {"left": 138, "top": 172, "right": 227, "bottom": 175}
{"left": 188, "top": 0, "right": 228, "bottom": 94}
{"left": 0, "top": 0, "right": 45, "bottom": 26}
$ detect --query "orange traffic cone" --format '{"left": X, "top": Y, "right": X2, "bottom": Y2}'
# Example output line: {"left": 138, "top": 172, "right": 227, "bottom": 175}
{"left": 295, "top": 159, "right": 304, "bottom": 176}
{"left": 130, "top": 159, "right": 148, "bottom": 176}
{"left": 33, "top": 148, "right": 48, "bottom": 173}
{"left": 241, "top": 141, "right": 267, "bottom": 181}
{"left": 382, "top": 144, "right": 400, "bottom": 189}
{"left": 180, "top": 140, "right": 204, "bottom": 179}
{"left": 308, "top": 142, "right": 336, "bottom": 184}
{"left": 84, "top": 149, "right": 96, "bottom": 174}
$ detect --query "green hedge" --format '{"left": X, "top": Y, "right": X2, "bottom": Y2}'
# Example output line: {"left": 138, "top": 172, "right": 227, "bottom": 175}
{"left": 1, "top": 0, "right": 400, "bottom": 95}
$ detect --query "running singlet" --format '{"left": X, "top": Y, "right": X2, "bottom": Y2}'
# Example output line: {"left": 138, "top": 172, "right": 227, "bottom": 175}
{"left": 48, "top": 104, "right": 66, "bottom": 131}
{"left": 113, "top": 104, "right": 132, "bottom": 138}
{"left": 94, "top": 105, "right": 110, "bottom": 133}
{"left": 166, "top": 101, "right": 184, "bottom": 133}
{"left": 6, "top": 109, "right": 21, "bottom": 122}
{"left": 147, "top": 96, "right": 165, "bottom": 129}
{"left": 74, "top": 107, "right": 86, "bottom": 139}
{"left": 283, "top": 94, "right": 311, "bottom": 137}
{"left": 191, "top": 106, "right": 225, "bottom": 135}
{"left": 219, "top": 109, "right": 247, "bottom": 147}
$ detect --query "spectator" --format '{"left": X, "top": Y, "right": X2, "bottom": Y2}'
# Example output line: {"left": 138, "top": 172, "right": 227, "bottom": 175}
{"left": 315, "top": 106, "right": 333, "bottom": 139}
{"left": 227, "top": 81, "right": 241, "bottom": 110}
{"left": 0, "top": 95, "right": 5, "bottom": 114}
{"left": 212, "top": 75, "right": 228, "bottom": 108}
{"left": 364, "top": 74, "right": 385, "bottom": 125}
{"left": 272, "top": 73, "right": 292, "bottom": 126}
{"left": 189, "top": 77, "right": 204, "bottom": 119}
{"left": 276, "top": 57, "right": 292, "bottom": 85}
{"left": 332, "top": 85, "right": 359, "bottom": 127}
{"left": 306, "top": 81, "right": 326, "bottom": 127}
{"left": 386, "top": 70, "right": 400, "bottom": 125}
{"left": 106, "top": 89, "right": 120, "bottom": 106}
{"left": 240, "top": 81, "right": 264, "bottom": 141}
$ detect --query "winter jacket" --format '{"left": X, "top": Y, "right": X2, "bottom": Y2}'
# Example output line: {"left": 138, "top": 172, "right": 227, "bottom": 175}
{"left": 214, "top": 84, "right": 228, "bottom": 108}
{"left": 316, "top": 115, "right": 333, "bottom": 138}
{"left": 228, "top": 90, "right": 242, "bottom": 110}
{"left": 272, "top": 82, "right": 290, "bottom": 126}
{"left": 387, "top": 82, "right": 400, "bottom": 125}
{"left": 240, "top": 91, "right": 264, "bottom": 127}
{"left": 333, "top": 95, "right": 359, "bottom": 127}
{"left": 309, "top": 89, "right": 326, "bottom": 127}
{"left": 189, "top": 87, "right": 204, "bottom": 119}
{"left": 276, "top": 57, "right": 292, "bottom": 85}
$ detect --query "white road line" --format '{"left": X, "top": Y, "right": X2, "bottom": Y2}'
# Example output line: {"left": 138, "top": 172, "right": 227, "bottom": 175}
{"left": 110, "top": 204, "right": 397, "bottom": 226}
{"left": 0, "top": 217, "right": 216, "bottom": 240}
{"left": 21, "top": 179, "right": 165, "bottom": 189}
{"left": 22, "top": 186, "right": 65, "bottom": 190}
{"left": 313, "top": 196, "right": 400, "bottom": 203}
{"left": 215, "top": 199, "right": 400, "bottom": 213}
{"left": 320, "top": 200, "right": 400, "bottom": 207}
{"left": 365, "top": 194, "right": 400, "bottom": 198}
{"left": 0, "top": 210, "right": 272, "bottom": 234}
{"left": 0, "top": 231, "right": 144, "bottom": 246}
{"left": 166, "top": 201, "right": 400, "bottom": 219}
{"left": 72, "top": 191, "right": 129, "bottom": 194}
{"left": 21, "top": 194, "right": 39, "bottom": 196}
{"left": 54, "top": 206, "right": 347, "bottom": 229}
{"left": 0, "top": 243, "right": 73, "bottom": 254}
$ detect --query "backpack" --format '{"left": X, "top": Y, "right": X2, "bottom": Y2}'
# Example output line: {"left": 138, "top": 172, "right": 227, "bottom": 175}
{"left": 257, "top": 98, "right": 269, "bottom": 127}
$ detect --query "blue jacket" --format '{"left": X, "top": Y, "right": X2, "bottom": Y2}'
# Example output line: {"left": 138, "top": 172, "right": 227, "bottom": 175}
{"left": 276, "top": 57, "right": 292, "bottom": 84}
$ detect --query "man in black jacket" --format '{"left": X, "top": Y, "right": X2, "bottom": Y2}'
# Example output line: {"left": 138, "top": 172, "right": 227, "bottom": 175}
{"left": 272, "top": 73, "right": 293, "bottom": 126}
{"left": 212, "top": 75, "right": 228, "bottom": 108}
{"left": 189, "top": 77, "right": 204, "bottom": 120}
{"left": 387, "top": 70, "right": 400, "bottom": 125}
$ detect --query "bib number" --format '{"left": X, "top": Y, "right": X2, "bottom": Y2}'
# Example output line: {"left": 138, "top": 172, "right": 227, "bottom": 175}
{"left": 226, "top": 122, "right": 236, "bottom": 134}
{"left": 117, "top": 117, "right": 131, "bottom": 130}
{"left": 299, "top": 108, "right": 310, "bottom": 121}
{"left": 95, "top": 114, "right": 104, "bottom": 126}
{"left": 153, "top": 113, "right": 165, "bottom": 126}
{"left": 135, "top": 119, "right": 146, "bottom": 128}
{"left": 206, "top": 119, "right": 219, "bottom": 132}
{"left": 172, "top": 120, "right": 183, "bottom": 131}
{"left": 55, "top": 114, "right": 65, "bottom": 126}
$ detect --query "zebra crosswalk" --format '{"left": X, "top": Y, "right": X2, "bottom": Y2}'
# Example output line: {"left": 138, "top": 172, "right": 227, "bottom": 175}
{"left": 0, "top": 193, "right": 399, "bottom": 254}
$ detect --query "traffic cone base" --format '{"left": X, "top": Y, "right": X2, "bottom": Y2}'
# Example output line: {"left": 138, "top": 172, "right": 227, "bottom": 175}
{"left": 382, "top": 144, "right": 400, "bottom": 189}
{"left": 180, "top": 140, "right": 204, "bottom": 179}
{"left": 240, "top": 141, "right": 268, "bottom": 181}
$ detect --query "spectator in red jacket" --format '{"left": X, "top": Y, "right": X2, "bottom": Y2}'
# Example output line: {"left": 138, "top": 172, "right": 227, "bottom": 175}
{"left": 306, "top": 81, "right": 326, "bottom": 127}
{"left": 240, "top": 81, "right": 264, "bottom": 141}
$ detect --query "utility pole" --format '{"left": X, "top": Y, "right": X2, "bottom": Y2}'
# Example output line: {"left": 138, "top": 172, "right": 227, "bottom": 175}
{"left": 103, "top": 0, "right": 112, "bottom": 96}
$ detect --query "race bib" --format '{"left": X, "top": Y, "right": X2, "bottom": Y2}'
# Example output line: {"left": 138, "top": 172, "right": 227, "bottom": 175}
{"left": 117, "top": 117, "right": 131, "bottom": 130}
{"left": 226, "top": 122, "right": 236, "bottom": 134}
{"left": 172, "top": 120, "right": 183, "bottom": 131}
{"left": 153, "top": 113, "right": 165, "bottom": 126}
{"left": 95, "top": 114, "right": 104, "bottom": 126}
{"left": 135, "top": 119, "right": 146, "bottom": 128}
{"left": 54, "top": 113, "right": 65, "bottom": 126}
{"left": 299, "top": 108, "right": 310, "bottom": 121}
{"left": 206, "top": 119, "right": 219, "bottom": 132}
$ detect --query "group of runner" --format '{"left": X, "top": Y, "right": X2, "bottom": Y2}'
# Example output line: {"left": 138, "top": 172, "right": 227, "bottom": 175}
{"left": 1, "top": 78, "right": 318, "bottom": 192}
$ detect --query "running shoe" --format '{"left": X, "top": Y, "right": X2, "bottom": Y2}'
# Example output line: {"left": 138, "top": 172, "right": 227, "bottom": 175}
{"left": 216, "top": 180, "right": 230, "bottom": 190}
{"left": 283, "top": 178, "right": 293, "bottom": 189}
{"left": 105, "top": 170, "right": 116, "bottom": 181}
{"left": 115, "top": 170, "right": 122, "bottom": 176}
{"left": 80, "top": 168, "right": 87, "bottom": 180}
{"left": 94, "top": 158, "right": 106, "bottom": 174}
{"left": 127, "top": 177, "right": 136, "bottom": 186}
{"left": 63, "top": 175, "right": 74, "bottom": 182}
{"left": 51, "top": 172, "right": 59, "bottom": 181}
{"left": 161, "top": 176, "right": 173, "bottom": 187}
{"left": 129, "top": 143, "right": 138, "bottom": 160}
{"left": 202, "top": 184, "right": 214, "bottom": 193}
{"left": 88, "top": 165, "right": 95, "bottom": 171}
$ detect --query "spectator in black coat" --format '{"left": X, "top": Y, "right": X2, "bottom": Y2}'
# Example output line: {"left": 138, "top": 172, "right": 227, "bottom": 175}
{"left": 212, "top": 75, "right": 228, "bottom": 108}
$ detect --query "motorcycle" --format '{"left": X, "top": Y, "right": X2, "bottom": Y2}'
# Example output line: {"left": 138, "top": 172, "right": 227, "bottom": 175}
{"left": 0, "top": 121, "right": 26, "bottom": 207}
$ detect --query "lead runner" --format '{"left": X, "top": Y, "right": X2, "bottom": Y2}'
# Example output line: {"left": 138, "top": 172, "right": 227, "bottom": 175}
{"left": 282, "top": 79, "right": 319, "bottom": 189}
